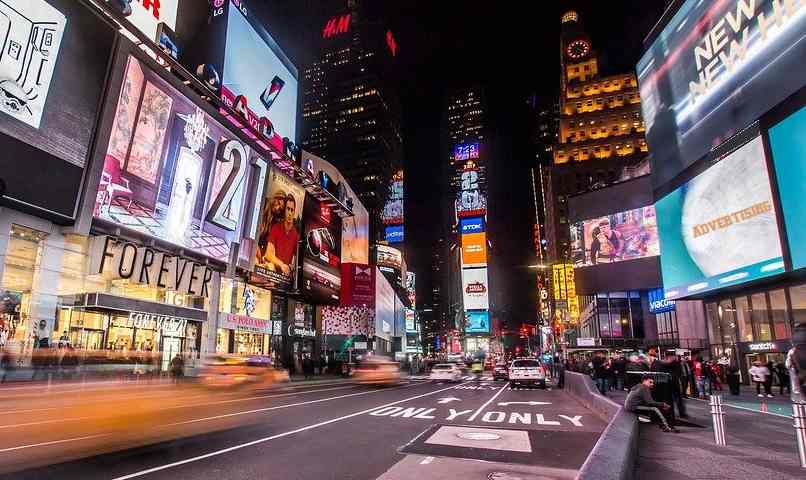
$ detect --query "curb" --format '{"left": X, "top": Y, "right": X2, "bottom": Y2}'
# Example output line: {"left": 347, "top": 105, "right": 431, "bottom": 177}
{"left": 565, "top": 372, "right": 637, "bottom": 480}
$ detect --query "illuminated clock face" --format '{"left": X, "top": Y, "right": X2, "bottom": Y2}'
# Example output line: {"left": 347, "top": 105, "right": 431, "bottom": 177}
{"left": 567, "top": 39, "right": 591, "bottom": 60}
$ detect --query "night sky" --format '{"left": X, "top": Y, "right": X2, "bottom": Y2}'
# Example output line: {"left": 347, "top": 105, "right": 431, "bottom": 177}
{"left": 255, "top": 0, "right": 668, "bottom": 328}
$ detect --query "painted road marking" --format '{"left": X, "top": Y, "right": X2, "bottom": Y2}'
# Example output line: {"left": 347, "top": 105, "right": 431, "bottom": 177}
{"left": 368, "top": 406, "right": 585, "bottom": 427}
{"left": 0, "top": 434, "right": 109, "bottom": 453}
{"left": 436, "top": 397, "right": 461, "bottom": 404}
{"left": 109, "top": 383, "right": 463, "bottom": 480}
{"left": 419, "top": 456, "right": 434, "bottom": 465}
{"left": 497, "top": 401, "right": 552, "bottom": 406}
{"left": 467, "top": 384, "right": 509, "bottom": 421}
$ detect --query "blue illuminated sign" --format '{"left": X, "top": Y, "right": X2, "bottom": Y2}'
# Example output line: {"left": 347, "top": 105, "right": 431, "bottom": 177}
{"left": 454, "top": 143, "right": 479, "bottom": 161}
{"left": 385, "top": 225, "right": 404, "bottom": 243}
{"left": 648, "top": 288, "right": 675, "bottom": 314}
{"left": 460, "top": 217, "right": 485, "bottom": 235}
{"left": 465, "top": 310, "right": 490, "bottom": 334}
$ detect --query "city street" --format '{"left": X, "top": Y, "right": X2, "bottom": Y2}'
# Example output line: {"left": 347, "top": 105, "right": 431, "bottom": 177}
{"left": 0, "top": 377, "right": 605, "bottom": 480}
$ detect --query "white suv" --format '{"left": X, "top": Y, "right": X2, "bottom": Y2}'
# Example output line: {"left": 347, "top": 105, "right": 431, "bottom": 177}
{"left": 508, "top": 359, "right": 547, "bottom": 389}
{"left": 429, "top": 363, "right": 463, "bottom": 382}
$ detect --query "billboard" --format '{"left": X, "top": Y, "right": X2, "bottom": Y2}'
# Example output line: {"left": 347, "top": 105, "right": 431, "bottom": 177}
{"left": 456, "top": 167, "right": 486, "bottom": 217}
{"left": 125, "top": 0, "right": 179, "bottom": 41}
{"left": 454, "top": 142, "right": 479, "bottom": 161}
{"left": 385, "top": 224, "right": 404, "bottom": 244}
{"left": 382, "top": 170, "right": 404, "bottom": 225}
{"left": 460, "top": 217, "right": 485, "bottom": 235}
{"left": 340, "top": 263, "right": 375, "bottom": 307}
{"left": 637, "top": 0, "right": 806, "bottom": 189}
{"left": 322, "top": 305, "right": 374, "bottom": 336}
{"left": 377, "top": 244, "right": 403, "bottom": 274}
{"left": 405, "top": 308, "right": 416, "bottom": 332}
{"left": 95, "top": 53, "right": 267, "bottom": 262}
{"left": 552, "top": 263, "right": 579, "bottom": 321}
{"left": 769, "top": 103, "right": 806, "bottom": 271}
{"left": 375, "top": 267, "right": 395, "bottom": 341}
{"left": 462, "top": 268, "right": 489, "bottom": 310}
{"left": 306, "top": 151, "right": 369, "bottom": 264}
{"left": 253, "top": 167, "right": 305, "bottom": 290}
{"left": 405, "top": 271, "right": 416, "bottom": 306}
{"left": 301, "top": 197, "right": 341, "bottom": 303}
{"left": 461, "top": 232, "right": 488, "bottom": 267}
{"left": 656, "top": 136, "right": 784, "bottom": 300}
{"left": 648, "top": 288, "right": 675, "bottom": 314}
{"left": 0, "top": 0, "right": 114, "bottom": 219}
{"left": 570, "top": 206, "right": 659, "bottom": 267}
{"left": 465, "top": 310, "right": 490, "bottom": 334}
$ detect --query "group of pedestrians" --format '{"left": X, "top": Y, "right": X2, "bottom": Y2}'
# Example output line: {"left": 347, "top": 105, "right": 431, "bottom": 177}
{"left": 748, "top": 360, "right": 790, "bottom": 397}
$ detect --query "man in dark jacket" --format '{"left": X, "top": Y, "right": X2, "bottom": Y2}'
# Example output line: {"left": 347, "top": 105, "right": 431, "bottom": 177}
{"left": 625, "top": 374, "right": 679, "bottom": 433}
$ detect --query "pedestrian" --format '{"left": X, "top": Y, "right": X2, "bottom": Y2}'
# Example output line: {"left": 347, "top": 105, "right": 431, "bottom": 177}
{"left": 693, "top": 357, "right": 709, "bottom": 399}
{"left": 169, "top": 353, "right": 184, "bottom": 381}
{"left": 764, "top": 360, "right": 775, "bottom": 397}
{"left": 786, "top": 323, "right": 806, "bottom": 404}
{"left": 0, "top": 347, "right": 10, "bottom": 383}
{"left": 591, "top": 353, "right": 608, "bottom": 396}
{"left": 708, "top": 362, "right": 723, "bottom": 391}
{"left": 607, "top": 358, "right": 617, "bottom": 391}
{"left": 557, "top": 359, "right": 566, "bottom": 389}
{"left": 775, "top": 362, "right": 790, "bottom": 396}
{"left": 624, "top": 374, "right": 679, "bottom": 433}
{"left": 662, "top": 351, "right": 687, "bottom": 418}
{"left": 679, "top": 355, "right": 692, "bottom": 398}
{"left": 749, "top": 360, "right": 770, "bottom": 397}
{"left": 613, "top": 355, "right": 627, "bottom": 391}
{"left": 687, "top": 357, "right": 698, "bottom": 398}
{"left": 302, "top": 354, "right": 314, "bottom": 380}
{"left": 319, "top": 353, "right": 327, "bottom": 375}
{"left": 726, "top": 365, "right": 741, "bottom": 395}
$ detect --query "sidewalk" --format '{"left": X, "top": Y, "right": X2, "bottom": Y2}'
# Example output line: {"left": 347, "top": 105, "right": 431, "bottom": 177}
{"left": 604, "top": 389, "right": 804, "bottom": 479}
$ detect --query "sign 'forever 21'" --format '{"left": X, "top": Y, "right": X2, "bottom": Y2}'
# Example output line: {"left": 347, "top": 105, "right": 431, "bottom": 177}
{"left": 88, "top": 236, "right": 219, "bottom": 298}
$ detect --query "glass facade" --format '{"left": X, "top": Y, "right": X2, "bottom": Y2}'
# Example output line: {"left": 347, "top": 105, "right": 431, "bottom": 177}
{"left": 578, "top": 291, "right": 644, "bottom": 343}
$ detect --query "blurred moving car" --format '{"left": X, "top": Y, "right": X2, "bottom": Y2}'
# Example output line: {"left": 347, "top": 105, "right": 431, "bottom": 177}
{"left": 353, "top": 357, "right": 401, "bottom": 385}
{"left": 429, "top": 363, "right": 463, "bottom": 382}
{"left": 508, "top": 358, "right": 547, "bottom": 389}
{"left": 493, "top": 362, "right": 509, "bottom": 381}
{"left": 197, "top": 354, "right": 287, "bottom": 391}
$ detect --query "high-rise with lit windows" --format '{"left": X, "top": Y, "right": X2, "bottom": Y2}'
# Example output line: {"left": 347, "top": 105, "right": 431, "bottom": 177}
{"left": 301, "top": 1, "right": 403, "bottom": 242}
{"left": 545, "top": 10, "right": 650, "bottom": 262}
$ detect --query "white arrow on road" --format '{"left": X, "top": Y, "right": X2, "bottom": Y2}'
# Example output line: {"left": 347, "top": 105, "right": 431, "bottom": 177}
{"left": 497, "top": 401, "right": 552, "bottom": 406}
{"left": 437, "top": 397, "right": 461, "bottom": 404}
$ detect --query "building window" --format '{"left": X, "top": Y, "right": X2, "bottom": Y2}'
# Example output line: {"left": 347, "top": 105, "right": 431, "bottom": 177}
{"left": 735, "top": 296, "right": 752, "bottom": 342}
{"left": 769, "top": 289, "right": 790, "bottom": 340}
{"left": 790, "top": 284, "right": 806, "bottom": 328}
{"left": 750, "top": 293, "right": 772, "bottom": 341}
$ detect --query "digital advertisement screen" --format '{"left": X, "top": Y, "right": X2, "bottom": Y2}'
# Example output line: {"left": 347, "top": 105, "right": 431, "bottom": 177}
{"left": 454, "top": 143, "right": 479, "bottom": 161}
{"left": 222, "top": 4, "right": 298, "bottom": 146}
{"left": 95, "top": 54, "right": 264, "bottom": 263}
{"left": 385, "top": 224, "right": 404, "bottom": 243}
{"left": 405, "top": 308, "right": 416, "bottom": 333}
{"left": 405, "top": 271, "right": 416, "bottom": 306}
{"left": 656, "top": 136, "right": 784, "bottom": 300}
{"left": 637, "top": 0, "right": 806, "bottom": 190}
{"left": 456, "top": 167, "right": 486, "bottom": 217}
{"left": 381, "top": 170, "right": 404, "bottom": 225}
{"left": 375, "top": 267, "right": 395, "bottom": 341}
{"left": 648, "top": 288, "right": 675, "bottom": 314}
{"left": 465, "top": 310, "right": 490, "bottom": 334}
{"left": 461, "top": 232, "right": 488, "bottom": 267}
{"left": 570, "top": 206, "right": 659, "bottom": 267}
{"left": 376, "top": 244, "right": 403, "bottom": 273}
{"left": 254, "top": 167, "right": 305, "bottom": 290}
{"left": 460, "top": 217, "right": 485, "bottom": 235}
{"left": 462, "top": 267, "right": 489, "bottom": 311}
{"left": 0, "top": 0, "right": 114, "bottom": 219}
{"left": 322, "top": 305, "right": 374, "bottom": 336}
{"left": 126, "top": 0, "right": 178, "bottom": 41}
{"left": 302, "top": 196, "right": 342, "bottom": 303}
{"left": 768, "top": 103, "right": 806, "bottom": 271}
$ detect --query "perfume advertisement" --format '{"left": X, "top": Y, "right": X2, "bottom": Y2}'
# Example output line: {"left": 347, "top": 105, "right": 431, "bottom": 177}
{"left": 94, "top": 54, "right": 261, "bottom": 262}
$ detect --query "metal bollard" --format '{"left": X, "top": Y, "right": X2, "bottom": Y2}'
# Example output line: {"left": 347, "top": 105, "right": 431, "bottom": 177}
{"left": 709, "top": 394, "right": 727, "bottom": 446}
{"left": 794, "top": 403, "right": 806, "bottom": 468}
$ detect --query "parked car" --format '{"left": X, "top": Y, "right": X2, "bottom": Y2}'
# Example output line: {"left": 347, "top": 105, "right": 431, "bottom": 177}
{"left": 429, "top": 363, "right": 463, "bottom": 382}
{"left": 508, "top": 358, "right": 546, "bottom": 388}
{"left": 493, "top": 362, "right": 509, "bottom": 381}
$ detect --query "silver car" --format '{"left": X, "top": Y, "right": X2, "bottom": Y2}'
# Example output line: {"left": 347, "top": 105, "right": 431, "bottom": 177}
{"left": 508, "top": 359, "right": 547, "bottom": 389}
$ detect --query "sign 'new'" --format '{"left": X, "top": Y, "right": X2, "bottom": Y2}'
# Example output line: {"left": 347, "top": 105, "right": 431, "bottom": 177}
{"left": 88, "top": 236, "right": 219, "bottom": 298}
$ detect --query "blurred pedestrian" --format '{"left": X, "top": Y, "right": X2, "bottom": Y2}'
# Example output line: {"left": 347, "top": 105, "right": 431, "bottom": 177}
{"left": 662, "top": 351, "right": 687, "bottom": 418}
{"left": 693, "top": 357, "right": 709, "bottom": 399}
{"left": 679, "top": 355, "right": 692, "bottom": 398}
{"left": 727, "top": 365, "right": 741, "bottom": 395}
{"left": 302, "top": 354, "right": 314, "bottom": 380}
{"left": 749, "top": 360, "right": 769, "bottom": 397}
{"left": 708, "top": 362, "right": 723, "bottom": 391}
{"left": 786, "top": 323, "right": 806, "bottom": 404}
{"left": 764, "top": 360, "right": 775, "bottom": 397}
{"left": 591, "top": 353, "right": 608, "bottom": 396}
{"left": 775, "top": 362, "right": 790, "bottom": 396}
{"left": 169, "top": 353, "right": 184, "bottom": 381}
{"left": 613, "top": 355, "right": 627, "bottom": 391}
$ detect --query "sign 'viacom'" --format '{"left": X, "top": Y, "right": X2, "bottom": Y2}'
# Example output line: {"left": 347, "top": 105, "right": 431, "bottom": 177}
{"left": 88, "top": 236, "right": 219, "bottom": 298}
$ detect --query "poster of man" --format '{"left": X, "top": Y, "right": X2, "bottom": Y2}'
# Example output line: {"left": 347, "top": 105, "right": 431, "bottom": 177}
{"left": 254, "top": 168, "right": 305, "bottom": 290}
{"left": 572, "top": 206, "right": 659, "bottom": 266}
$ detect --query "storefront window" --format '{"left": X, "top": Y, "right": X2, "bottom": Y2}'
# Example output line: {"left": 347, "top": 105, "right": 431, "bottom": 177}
{"left": 735, "top": 296, "right": 752, "bottom": 342}
{"left": 216, "top": 329, "right": 230, "bottom": 354}
{"left": 750, "top": 293, "right": 771, "bottom": 341}
{"left": 790, "top": 284, "right": 806, "bottom": 329}
{"left": 1, "top": 226, "right": 46, "bottom": 349}
{"left": 769, "top": 289, "right": 790, "bottom": 340}
{"left": 705, "top": 302, "right": 720, "bottom": 344}
{"left": 718, "top": 299, "right": 736, "bottom": 345}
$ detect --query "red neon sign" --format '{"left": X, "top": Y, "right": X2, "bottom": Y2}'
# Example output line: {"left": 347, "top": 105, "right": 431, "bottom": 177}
{"left": 139, "top": 0, "right": 161, "bottom": 19}
{"left": 386, "top": 30, "right": 397, "bottom": 56}
{"left": 323, "top": 14, "right": 351, "bottom": 39}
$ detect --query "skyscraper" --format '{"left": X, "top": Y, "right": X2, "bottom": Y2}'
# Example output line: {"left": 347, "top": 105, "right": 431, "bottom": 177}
{"left": 546, "top": 10, "right": 649, "bottom": 263}
{"left": 301, "top": 1, "right": 403, "bottom": 243}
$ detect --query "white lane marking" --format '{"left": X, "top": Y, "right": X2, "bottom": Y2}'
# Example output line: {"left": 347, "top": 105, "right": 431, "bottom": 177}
{"left": 436, "top": 397, "right": 461, "bottom": 404}
{"left": 162, "top": 383, "right": 419, "bottom": 427}
{"left": 446, "top": 409, "right": 473, "bottom": 421}
{"left": 420, "top": 456, "right": 434, "bottom": 465}
{"left": 0, "top": 416, "right": 96, "bottom": 430}
{"left": 691, "top": 397, "right": 793, "bottom": 419}
{"left": 0, "top": 434, "right": 108, "bottom": 453}
{"left": 110, "top": 383, "right": 461, "bottom": 480}
{"left": 466, "top": 384, "right": 508, "bottom": 422}
{"left": 498, "top": 401, "right": 551, "bottom": 406}
{"left": 162, "top": 384, "right": 359, "bottom": 411}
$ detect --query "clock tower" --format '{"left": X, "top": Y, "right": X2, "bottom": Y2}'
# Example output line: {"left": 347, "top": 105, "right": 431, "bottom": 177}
{"left": 559, "top": 10, "right": 597, "bottom": 107}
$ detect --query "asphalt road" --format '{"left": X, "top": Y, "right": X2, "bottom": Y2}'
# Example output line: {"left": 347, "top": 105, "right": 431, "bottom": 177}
{"left": 0, "top": 376, "right": 607, "bottom": 480}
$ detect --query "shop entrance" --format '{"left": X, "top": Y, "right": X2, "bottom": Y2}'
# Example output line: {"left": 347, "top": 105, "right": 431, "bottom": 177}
{"left": 161, "top": 337, "right": 182, "bottom": 371}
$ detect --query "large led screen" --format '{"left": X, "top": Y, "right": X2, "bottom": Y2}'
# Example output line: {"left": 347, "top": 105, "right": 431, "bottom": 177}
{"left": 465, "top": 310, "right": 490, "bottom": 334}
{"left": 637, "top": 0, "right": 806, "bottom": 189}
{"left": 375, "top": 267, "right": 395, "bottom": 341}
{"left": 301, "top": 196, "right": 342, "bottom": 304}
{"left": 456, "top": 167, "right": 486, "bottom": 218}
{"left": 222, "top": 4, "right": 298, "bottom": 148}
{"left": 95, "top": 54, "right": 264, "bottom": 263}
{"left": 454, "top": 143, "right": 479, "bottom": 161}
{"left": 461, "top": 232, "right": 487, "bottom": 267}
{"left": 254, "top": 167, "right": 305, "bottom": 291}
{"left": 768, "top": 103, "right": 806, "bottom": 270}
{"left": 462, "top": 268, "right": 489, "bottom": 311}
{"left": 381, "top": 170, "right": 404, "bottom": 225}
{"left": 656, "top": 136, "right": 784, "bottom": 300}
{"left": 570, "top": 206, "right": 659, "bottom": 267}
{"left": 0, "top": 0, "right": 114, "bottom": 219}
